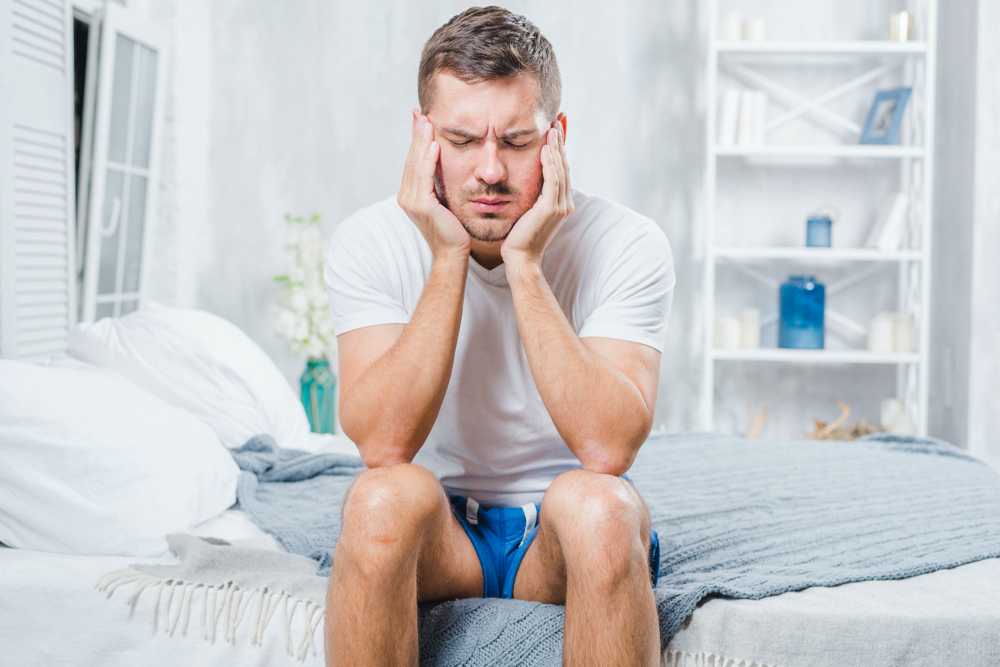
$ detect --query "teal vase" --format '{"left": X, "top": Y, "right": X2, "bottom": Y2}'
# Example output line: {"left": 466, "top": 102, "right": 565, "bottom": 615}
{"left": 300, "top": 358, "right": 336, "bottom": 434}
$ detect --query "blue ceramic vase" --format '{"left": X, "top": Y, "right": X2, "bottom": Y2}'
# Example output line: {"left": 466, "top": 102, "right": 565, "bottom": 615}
{"left": 300, "top": 358, "right": 336, "bottom": 434}
{"left": 778, "top": 275, "right": 825, "bottom": 349}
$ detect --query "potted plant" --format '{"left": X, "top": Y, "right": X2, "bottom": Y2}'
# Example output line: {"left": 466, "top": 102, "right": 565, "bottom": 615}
{"left": 274, "top": 214, "right": 337, "bottom": 433}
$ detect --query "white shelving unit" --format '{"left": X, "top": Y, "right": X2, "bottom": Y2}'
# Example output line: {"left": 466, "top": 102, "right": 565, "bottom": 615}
{"left": 701, "top": 0, "right": 938, "bottom": 435}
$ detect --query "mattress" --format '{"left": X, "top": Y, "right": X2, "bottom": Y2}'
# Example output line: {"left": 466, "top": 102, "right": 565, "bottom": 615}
{"left": 3, "top": 505, "right": 999, "bottom": 667}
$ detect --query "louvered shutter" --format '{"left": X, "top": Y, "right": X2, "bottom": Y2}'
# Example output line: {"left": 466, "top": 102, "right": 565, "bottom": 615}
{"left": 0, "top": 0, "right": 77, "bottom": 362}
{"left": 78, "top": 3, "right": 165, "bottom": 322}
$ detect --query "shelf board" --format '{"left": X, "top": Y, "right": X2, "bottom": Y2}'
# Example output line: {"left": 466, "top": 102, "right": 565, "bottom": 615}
{"left": 716, "top": 40, "right": 928, "bottom": 56}
{"left": 715, "top": 247, "right": 922, "bottom": 262}
{"left": 714, "top": 145, "right": 925, "bottom": 159}
{"left": 712, "top": 348, "right": 920, "bottom": 364}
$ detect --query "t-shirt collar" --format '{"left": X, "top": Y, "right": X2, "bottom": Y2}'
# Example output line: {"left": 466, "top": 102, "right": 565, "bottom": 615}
{"left": 468, "top": 255, "right": 508, "bottom": 287}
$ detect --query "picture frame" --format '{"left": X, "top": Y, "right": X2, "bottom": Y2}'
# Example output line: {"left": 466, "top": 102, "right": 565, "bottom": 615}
{"left": 859, "top": 87, "right": 912, "bottom": 145}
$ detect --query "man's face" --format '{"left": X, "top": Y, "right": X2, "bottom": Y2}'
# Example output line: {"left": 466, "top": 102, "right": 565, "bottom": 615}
{"left": 424, "top": 71, "right": 549, "bottom": 243}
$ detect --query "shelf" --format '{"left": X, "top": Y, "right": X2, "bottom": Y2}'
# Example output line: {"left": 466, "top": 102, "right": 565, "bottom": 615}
{"left": 716, "top": 40, "right": 927, "bottom": 56}
{"left": 715, "top": 247, "right": 922, "bottom": 262}
{"left": 714, "top": 145, "right": 925, "bottom": 159}
{"left": 712, "top": 348, "right": 920, "bottom": 364}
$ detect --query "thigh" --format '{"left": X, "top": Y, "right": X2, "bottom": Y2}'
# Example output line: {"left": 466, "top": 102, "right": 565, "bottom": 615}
{"left": 338, "top": 465, "right": 483, "bottom": 603}
{"left": 413, "top": 490, "right": 484, "bottom": 603}
{"left": 510, "top": 476, "right": 652, "bottom": 604}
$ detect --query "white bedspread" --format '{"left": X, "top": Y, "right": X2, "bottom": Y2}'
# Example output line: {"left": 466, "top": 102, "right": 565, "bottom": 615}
{"left": 666, "top": 558, "right": 1000, "bottom": 667}
{"left": 0, "top": 510, "right": 323, "bottom": 667}
{"left": 3, "top": 504, "right": 999, "bottom": 666}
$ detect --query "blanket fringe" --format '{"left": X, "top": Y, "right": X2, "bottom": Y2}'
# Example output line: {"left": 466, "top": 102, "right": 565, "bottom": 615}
{"left": 96, "top": 568, "right": 324, "bottom": 661}
{"left": 662, "top": 651, "right": 777, "bottom": 667}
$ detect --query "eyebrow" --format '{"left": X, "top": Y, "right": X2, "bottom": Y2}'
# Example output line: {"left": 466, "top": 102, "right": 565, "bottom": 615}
{"left": 440, "top": 127, "right": 538, "bottom": 141}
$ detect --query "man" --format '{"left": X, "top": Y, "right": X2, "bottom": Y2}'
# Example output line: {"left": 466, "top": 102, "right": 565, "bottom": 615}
{"left": 324, "top": 7, "right": 674, "bottom": 666}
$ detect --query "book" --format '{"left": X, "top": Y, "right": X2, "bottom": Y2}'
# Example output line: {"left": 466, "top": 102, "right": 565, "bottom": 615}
{"left": 865, "top": 191, "right": 910, "bottom": 251}
{"left": 737, "top": 90, "right": 757, "bottom": 146}
{"left": 718, "top": 90, "right": 741, "bottom": 146}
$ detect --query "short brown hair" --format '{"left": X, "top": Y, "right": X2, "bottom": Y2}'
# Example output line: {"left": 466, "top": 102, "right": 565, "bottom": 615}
{"left": 418, "top": 7, "right": 561, "bottom": 122}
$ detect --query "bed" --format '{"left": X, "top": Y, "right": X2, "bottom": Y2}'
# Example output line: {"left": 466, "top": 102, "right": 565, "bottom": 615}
{"left": 2, "top": 304, "right": 999, "bottom": 666}
{"left": 3, "top": 506, "right": 999, "bottom": 666}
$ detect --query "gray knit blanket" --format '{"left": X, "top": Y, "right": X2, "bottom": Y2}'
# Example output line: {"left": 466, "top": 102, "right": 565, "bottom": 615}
{"left": 101, "top": 432, "right": 1000, "bottom": 665}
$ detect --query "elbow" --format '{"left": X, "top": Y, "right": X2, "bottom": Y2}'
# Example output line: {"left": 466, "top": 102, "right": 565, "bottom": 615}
{"left": 360, "top": 452, "right": 413, "bottom": 469}
{"left": 355, "top": 441, "right": 415, "bottom": 469}
{"left": 571, "top": 419, "right": 651, "bottom": 477}
{"left": 574, "top": 442, "right": 639, "bottom": 478}
{"left": 340, "top": 415, "right": 416, "bottom": 469}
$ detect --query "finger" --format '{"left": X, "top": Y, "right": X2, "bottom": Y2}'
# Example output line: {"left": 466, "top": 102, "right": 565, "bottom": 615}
{"left": 549, "top": 127, "right": 567, "bottom": 205}
{"left": 539, "top": 143, "right": 560, "bottom": 207}
{"left": 556, "top": 122, "right": 570, "bottom": 181}
{"left": 416, "top": 139, "right": 440, "bottom": 196}
{"left": 402, "top": 117, "right": 433, "bottom": 193}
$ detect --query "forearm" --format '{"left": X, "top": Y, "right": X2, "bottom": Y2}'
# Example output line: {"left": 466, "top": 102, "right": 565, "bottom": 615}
{"left": 506, "top": 260, "right": 653, "bottom": 475}
{"left": 340, "top": 254, "right": 467, "bottom": 467}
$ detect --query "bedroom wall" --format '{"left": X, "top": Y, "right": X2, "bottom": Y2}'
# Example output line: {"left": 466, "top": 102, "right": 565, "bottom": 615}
{"left": 928, "top": 0, "right": 977, "bottom": 450}
{"left": 133, "top": 0, "right": 993, "bottom": 443}
{"left": 965, "top": 0, "right": 1000, "bottom": 469}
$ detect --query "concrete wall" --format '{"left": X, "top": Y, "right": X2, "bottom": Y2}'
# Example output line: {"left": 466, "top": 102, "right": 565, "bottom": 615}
{"left": 928, "top": 0, "right": 977, "bottom": 447}
{"left": 134, "top": 0, "right": 993, "bottom": 442}
{"left": 966, "top": 0, "right": 1000, "bottom": 467}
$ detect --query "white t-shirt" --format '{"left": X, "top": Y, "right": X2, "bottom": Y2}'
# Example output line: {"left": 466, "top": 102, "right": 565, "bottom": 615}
{"left": 325, "top": 190, "right": 675, "bottom": 506}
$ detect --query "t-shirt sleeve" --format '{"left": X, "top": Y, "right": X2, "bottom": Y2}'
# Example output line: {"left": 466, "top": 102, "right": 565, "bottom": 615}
{"left": 324, "top": 213, "right": 412, "bottom": 335}
{"left": 577, "top": 221, "right": 676, "bottom": 352}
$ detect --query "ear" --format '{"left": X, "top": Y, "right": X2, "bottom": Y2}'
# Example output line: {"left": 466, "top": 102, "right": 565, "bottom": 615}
{"left": 555, "top": 112, "right": 567, "bottom": 142}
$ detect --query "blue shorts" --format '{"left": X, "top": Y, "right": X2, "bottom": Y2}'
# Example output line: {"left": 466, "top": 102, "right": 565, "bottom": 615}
{"left": 449, "top": 477, "right": 660, "bottom": 599}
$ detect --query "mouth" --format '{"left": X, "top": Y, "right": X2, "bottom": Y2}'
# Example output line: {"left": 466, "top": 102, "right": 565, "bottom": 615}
{"left": 469, "top": 198, "right": 510, "bottom": 214}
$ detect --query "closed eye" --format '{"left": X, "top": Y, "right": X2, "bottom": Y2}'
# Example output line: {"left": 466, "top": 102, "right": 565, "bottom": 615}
{"left": 448, "top": 139, "right": 530, "bottom": 150}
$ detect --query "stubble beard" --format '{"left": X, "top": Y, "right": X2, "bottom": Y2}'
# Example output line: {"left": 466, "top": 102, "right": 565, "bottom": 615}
{"left": 434, "top": 168, "right": 542, "bottom": 243}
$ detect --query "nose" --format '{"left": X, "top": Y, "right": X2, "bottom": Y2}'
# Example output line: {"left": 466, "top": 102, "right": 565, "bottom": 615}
{"left": 473, "top": 139, "right": 507, "bottom": 185}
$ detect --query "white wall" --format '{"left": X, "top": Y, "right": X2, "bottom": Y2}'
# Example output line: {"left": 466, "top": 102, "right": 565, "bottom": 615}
{"left": 137, "top": 0, "right": 992, "bottom": 442}
{"left": 928, "top": 0, "right": 977, "bottom": 447}
{"left": 966, "top": 0, "right": 1000, "bottom": 466}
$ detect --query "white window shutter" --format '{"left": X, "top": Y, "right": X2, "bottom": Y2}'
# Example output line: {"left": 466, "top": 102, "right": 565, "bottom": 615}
{"left": 78, "top": 3, "right": 166, "bottom": 322}
{"left": 0, "top": 0, "right": 77, "bottom": 362}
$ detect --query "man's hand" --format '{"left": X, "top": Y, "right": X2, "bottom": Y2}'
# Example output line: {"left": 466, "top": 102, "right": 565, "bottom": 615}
{"left": 397, "top": 113, "right": 471, "bottom": 260}
{"left": 500, "top": 122, "right": 574, "bottom": 267}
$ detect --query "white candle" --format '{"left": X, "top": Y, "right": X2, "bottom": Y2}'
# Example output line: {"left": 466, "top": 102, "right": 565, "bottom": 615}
{"left": 880, "top": 398, "right": 903, "bottom": 431}
{"left": 715, "top": 316, "right": 741, "bottom": 349}
{"left": 739, "top": 308, "right": 761, "bottom": 349}
{"left": 743, "top": 17, "right": 766, "bottom": 41}
{"left": 893, "top": 312, "right": 915, "bottom": 352}
{"left": 719, "top": 12, "right": 743, "bottom": 41}
{"left": 868, "top": 312, "right": 894, "bottom": 353}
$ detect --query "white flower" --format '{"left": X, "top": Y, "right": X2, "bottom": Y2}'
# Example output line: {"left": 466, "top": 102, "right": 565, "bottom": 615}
{"left": 275, "top": 216, "right": 336, "bottom": 361}
{"left": 274, "top": 307, "right": 298, "bottom": 340}
{"left": 307, "top": 283, "right": 328, "bottom": 309}
{"left": 287, "top": 286, "right": 309, "bottom": 315}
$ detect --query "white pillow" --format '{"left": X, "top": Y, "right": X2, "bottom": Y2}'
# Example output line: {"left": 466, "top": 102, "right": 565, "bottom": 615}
{"left": 68, "top": 304, "right": 309, "bottom": 450}
{"left": 0, "top": 358, "right": 239, "bottom": 557}
{"left": 145, "top": 303, "right": 312, "bottom": 451}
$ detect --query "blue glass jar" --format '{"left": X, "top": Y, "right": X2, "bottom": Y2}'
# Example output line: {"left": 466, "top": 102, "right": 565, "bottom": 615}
{"left": 806, "top": 216, "right": 832, "bottom": 247}
{"left": 300, "top": 358, "right": 337, "bottom": 434}
{"left": 779, "top": 275, "right": 825, "bottom": 349}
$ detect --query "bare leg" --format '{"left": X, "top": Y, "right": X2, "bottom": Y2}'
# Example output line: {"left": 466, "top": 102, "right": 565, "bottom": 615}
{"left": 513, "top": 469, "right": 659, "bottom": 667}
{"left": 325, "top": 463, "right": 483, "bottom": 667}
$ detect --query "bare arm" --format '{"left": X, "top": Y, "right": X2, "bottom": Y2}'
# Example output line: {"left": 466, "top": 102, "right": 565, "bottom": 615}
{"left": 337, "top": 112, "right": 471, "bottom": 468}
{"left": 506, "top": 261, "right": 659, "bottom": 475}
{"left": 337, "top": 255, "right": 467, "bottom": 468}
{"left": 502, "top": 123, "right": 660, "bottom": 475}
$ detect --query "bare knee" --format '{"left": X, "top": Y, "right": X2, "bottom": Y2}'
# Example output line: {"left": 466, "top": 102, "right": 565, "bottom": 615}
{"left": 542, "top": 469, "right": 650, "bottom": 579}
{"left": 339, "top": 464, "right": 443, "bottom": 555}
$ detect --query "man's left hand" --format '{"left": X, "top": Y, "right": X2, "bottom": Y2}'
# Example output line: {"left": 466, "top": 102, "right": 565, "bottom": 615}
{"left": 500, "top": 122, "right": 574, "bottom": 267}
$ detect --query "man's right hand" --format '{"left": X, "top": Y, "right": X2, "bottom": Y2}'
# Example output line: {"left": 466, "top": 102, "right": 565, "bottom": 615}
{"left": 397, "top": 112, "right": 471, "bottom": 260}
